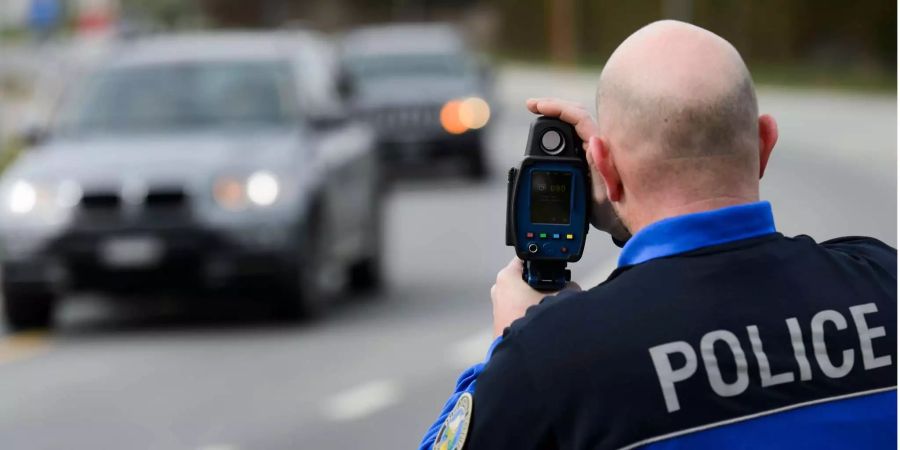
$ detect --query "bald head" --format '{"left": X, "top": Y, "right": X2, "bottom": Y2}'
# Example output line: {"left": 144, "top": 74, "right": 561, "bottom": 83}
{"left": 597, "top": 20, "right": 758, "bottom": 160}
{"left": 583, "top": 20, "right": 777, "bottom": 234}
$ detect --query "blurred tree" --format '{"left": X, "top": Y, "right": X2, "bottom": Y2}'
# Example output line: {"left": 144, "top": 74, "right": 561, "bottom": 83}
{"left": 493, "top": 0, "right": 895, "bottom": 72}
{"left": 548, "top": 0, "right": 577, "bottom": 64}
{"left": 196, "top": 0, "right": 479, "bottom": 29}
{"left": 120, "top": 0, "right": 205, "bottom": 30}
{"left": 196, "top": 0, "right": 264, "bottom": 28}
{"left": 176, "top": 0, "right": 896, "bottom": 75}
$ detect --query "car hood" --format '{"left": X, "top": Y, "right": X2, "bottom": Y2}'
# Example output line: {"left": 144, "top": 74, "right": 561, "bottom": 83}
{"left": 352, "top": 76, "right": 482, "bottom": 109}
{"left": 3, "top": 129, "right": 301, "bottom": 189}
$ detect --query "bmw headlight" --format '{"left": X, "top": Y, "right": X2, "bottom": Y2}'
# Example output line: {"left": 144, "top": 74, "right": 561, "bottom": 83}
{"left": 247, "top": 171, "right": 279, "bottom": 206}
{"left": 8, "top": 180, "right": 37, "bottom": 215}
{"left": 2, "top": 178, "right": 78, "bottom": 224}
{"left": 213, "top": 171, "right": 280, "bottom": 210}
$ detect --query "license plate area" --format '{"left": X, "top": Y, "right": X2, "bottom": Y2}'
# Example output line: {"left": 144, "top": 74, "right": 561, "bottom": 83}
{"left": 99, "top": 236, "right": 164, "bottom": 269}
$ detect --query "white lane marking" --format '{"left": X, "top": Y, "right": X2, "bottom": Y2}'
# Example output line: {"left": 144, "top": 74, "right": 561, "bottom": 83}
{"left": 448, "top": 329, "right": 495, "bottom": 368}
{"left": 322, "top": 379, "right": 401, "bottom": 422}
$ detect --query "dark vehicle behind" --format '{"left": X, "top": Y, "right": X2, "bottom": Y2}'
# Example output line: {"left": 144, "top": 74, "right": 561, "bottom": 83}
{"left": 342, "top": 23, "right": 494, "bottom": 179}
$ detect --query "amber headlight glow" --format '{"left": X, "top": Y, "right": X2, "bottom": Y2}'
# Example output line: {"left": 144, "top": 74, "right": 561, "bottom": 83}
{"left": 213, "top": 176, "right": 246, "bottom": 210}
{"left": 440, "top": 97, "right": 490, "bottom": 135}
{"left": 213, "top": 171, "right": 280, "bottom": 210}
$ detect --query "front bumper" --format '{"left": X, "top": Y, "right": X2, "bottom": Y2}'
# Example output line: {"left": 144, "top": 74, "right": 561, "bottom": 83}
{"left": 1, "top": 220, "right": 298, "bottom": 294}
{"left": 377, "top": 129, "right": 482, "bottom": 162}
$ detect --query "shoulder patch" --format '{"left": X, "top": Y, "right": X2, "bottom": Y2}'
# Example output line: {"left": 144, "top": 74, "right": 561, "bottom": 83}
{"left": 433, "top": 392, "right": 473, "bottom": 450}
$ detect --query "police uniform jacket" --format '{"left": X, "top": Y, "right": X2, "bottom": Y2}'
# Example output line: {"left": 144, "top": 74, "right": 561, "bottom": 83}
{"left": 420, "top": 201, "right": 897, "bottom": 450}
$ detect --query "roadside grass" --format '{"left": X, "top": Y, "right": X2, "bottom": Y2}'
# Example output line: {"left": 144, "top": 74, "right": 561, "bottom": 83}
{"left": 0, "top": 140, "right": 23, "bottom": 176}
{"left": 0, "top": 28, "right": 27, "bottom": 43}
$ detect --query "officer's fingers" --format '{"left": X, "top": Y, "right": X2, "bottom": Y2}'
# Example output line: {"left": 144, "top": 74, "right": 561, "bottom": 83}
{"left": 527, "top": 96, "right": 583, "bottom": 107}
{"left": 529, "top": 99, "right": 600, "bottom": 142}
{"left": 572, "top": 119, "right": 601, "bottom": 145}
{"left": 526, "top": 97, "right": 573, "bottom": 114}
{"left": 497, "top": 262, "right": 512, "bottom": 282}
{"left": 528, "top": 98, "right": 587, "bottom": 120}
{"left": 490, "top": 283, "right": 498, "bottom": 301}
{"left": 526, "top": 97, "right": 578, "bottom": 115}
{"left": 496, "top": 258, "right": 522, "bottom": 286}
{"left": 556, "top": 107, "right": 600, "bottom": 140}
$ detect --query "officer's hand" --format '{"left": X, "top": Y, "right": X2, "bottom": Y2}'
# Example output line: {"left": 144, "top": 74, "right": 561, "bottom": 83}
{"left": 491, "top": 257, "right": 581, "bottom": 338}
{"left": 526, "top": 98, "right": 630, "bottom": 242}
{"left": 526, "top": 98, "right": 600, "bottom": 152}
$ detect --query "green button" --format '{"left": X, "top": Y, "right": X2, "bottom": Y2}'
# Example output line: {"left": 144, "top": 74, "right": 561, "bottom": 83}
{"left": 539, "top": 233, "right": 547, "bottom": 239}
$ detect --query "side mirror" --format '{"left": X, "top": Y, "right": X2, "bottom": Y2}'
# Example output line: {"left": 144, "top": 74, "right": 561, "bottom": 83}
{"left": 19, "top": 125, "right": 48, "bottom": 148}
{"left": 336, "top": 70, "right": 356, "bottom": 101}
{"left": 307, "top": 69, "right": 356, "bottom": 129}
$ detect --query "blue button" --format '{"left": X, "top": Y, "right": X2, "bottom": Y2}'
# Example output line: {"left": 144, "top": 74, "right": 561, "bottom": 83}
{"left": 552, "top": 233, "right": 560, "bottom": 239}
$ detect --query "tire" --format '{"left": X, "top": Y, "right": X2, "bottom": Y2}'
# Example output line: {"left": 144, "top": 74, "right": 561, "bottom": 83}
{"left": 465, "top": 141, "right": 489, "bottom": 180}
{"left": 2, "top": 286, "right": 55, "bottom": 330}
{"left": 348, "top": 255, "right": 382, "bottom": 293}
{"left": 275, "top": 208, "right": 338, "bottom": 320}
{"left": 348, "top": 189, "right": 384, "bottom": 294}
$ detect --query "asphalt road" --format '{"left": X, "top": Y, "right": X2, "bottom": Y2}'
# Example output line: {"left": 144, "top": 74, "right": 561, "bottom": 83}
{"left": 0, "top": 66, "right": 895, "bottom": 450}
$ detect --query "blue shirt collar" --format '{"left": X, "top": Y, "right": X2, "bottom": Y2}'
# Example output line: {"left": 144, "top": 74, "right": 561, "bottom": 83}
{"left": 618, "top": 201, "right": 776, "bottom": 267}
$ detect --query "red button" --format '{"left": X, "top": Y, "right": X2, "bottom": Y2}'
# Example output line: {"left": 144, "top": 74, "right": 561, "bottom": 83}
{"left": 526, "top": 232, "right": 534, "bottom": 238}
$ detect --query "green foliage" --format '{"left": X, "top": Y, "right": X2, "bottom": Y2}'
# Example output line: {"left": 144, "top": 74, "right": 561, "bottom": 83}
{"left": 0, "top": 27, "right": 28, "bottom": 44}
{"left": 120, "top": 0, "right": 206, "bottom": 29}
{"left": 0, "top": 140, "right": 23, "bottom": 176}
{"left": 491, "top": 0, "right": 897, "bottom": 76}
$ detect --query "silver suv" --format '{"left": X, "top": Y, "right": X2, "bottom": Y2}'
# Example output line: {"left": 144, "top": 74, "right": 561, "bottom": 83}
{"left": 0, "top": 31, "right": 383, "bottom": 329}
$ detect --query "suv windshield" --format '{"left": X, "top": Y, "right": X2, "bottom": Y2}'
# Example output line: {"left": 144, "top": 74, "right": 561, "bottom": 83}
{"left": 61, "top": 61, "right": 299, "bottom": 134}
{"left": 345, "top": 53, "right": 472, "bottom": 83}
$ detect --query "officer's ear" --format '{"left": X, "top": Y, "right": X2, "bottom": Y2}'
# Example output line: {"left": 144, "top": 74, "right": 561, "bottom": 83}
{"left": 758, "top": 114, "right": 778, "bottom": 179}
{"left": 589, "top": 136, "right": 622, "bottom": 202}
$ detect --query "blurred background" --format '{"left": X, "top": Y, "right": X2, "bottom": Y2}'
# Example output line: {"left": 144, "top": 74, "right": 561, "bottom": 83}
{"left": 0, "top": 1, "right": 895, "bottom": 449}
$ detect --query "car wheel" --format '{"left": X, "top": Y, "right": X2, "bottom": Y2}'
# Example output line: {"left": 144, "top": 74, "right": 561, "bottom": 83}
{"left": 348, "top": 255, "right": 382, "bottom": 293}
{"left": 349, "top": 193, "right": 384, "bottom": 294}
{"left": 465, "top": 141, "right": 489, "bottom": 180}
{"left": 2, "top": 285, "right": 55, "bottom": 330}
{"left": 276, "top": 210, "right": 338, "bottom": 320}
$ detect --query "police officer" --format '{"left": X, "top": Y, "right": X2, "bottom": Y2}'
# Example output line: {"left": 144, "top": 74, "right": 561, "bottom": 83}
{"left": 420, "top": 20, "right": 896, "bottom": 450}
